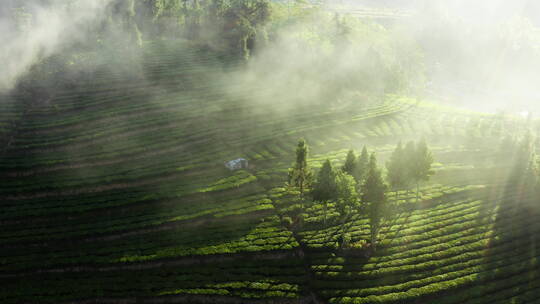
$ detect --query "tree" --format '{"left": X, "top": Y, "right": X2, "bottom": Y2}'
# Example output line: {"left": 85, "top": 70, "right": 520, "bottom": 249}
{"left": 386, "top": 142, "right": 406, "bottom": 201}
{"left": 312, "top": 159, "right": 338, "bottom": 226}
{"left": 362, "top": 153, "right": 388, "bottom": 251}
{"left": 403, "top": 141, "right": 416, "bottom": 194}
{"left": 342, "top": 149, "right": 356, "bottom": 176}
{"left": 411, "top": 139, "right": 434, "bottom": 202}
{"left": 223, "top": 0, "right": 271, "bottom": 60}
{"left": 312, "top": 159, "right": 337, "bottom": 202}
{"left": 108, "top": 0, "right": 143, "bottom": 47}
{"left": 288, "top": 138, "right": 312, "bottom": 195}
{"left": 151, "top": 0, "right": 270, "bottom": 58}
{"left": 355, "top": 146, "right": 370, "bottom": 183}
{"left": 335, "top": 171, "right": 358, "bottom": 218}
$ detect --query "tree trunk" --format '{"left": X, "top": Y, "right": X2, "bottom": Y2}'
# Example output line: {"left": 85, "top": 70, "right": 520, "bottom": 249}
{"left": 241, "top": 35, "right": 250, "bottom": 61}
{"left": 371, "top": 225, "right": 377, "bottom": 252}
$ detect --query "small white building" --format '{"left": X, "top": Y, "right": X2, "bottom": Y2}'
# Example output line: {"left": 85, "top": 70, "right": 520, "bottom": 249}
{"left": 225, "top": 158, "right": 249, "bottom": 171}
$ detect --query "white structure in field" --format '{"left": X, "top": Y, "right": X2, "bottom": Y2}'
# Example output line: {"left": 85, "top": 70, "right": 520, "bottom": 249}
{"left": 225, "top": 158, "right": 249, "bottom": 170}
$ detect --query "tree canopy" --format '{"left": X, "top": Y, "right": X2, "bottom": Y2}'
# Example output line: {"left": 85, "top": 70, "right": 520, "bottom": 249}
{"left": 288, "top": 138, "right": 312, "bottom": 195}
{"left": 362, "top": 153, "right": 388, "bottom": 250}
{"left": 386, "top": 141, "right": 406, "bottom": 195}
{"left": 312, "top": 159, "right": 338, "bottom": 203}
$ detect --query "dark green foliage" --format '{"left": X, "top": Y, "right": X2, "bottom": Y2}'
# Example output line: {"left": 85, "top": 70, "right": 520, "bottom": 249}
{"left": 223, "top": 0, "right": 271, "bottom": 60}
{"left": 362, "top": 153, "right": 388, "bottom": 250}
{"left": 403, "top": 139, "right": 434, "bottom": 201}
{"left": 362, "top": 153, "right": 388, "bottom": 206}
{"left": 355, "top": 145, "right": 370, "bottom": 184}
{"left": 288, "top": 138, "right": 312, "bottom": 195}
{"left": 312, "top": 159, "right": 338, "bottom": 203}
{"left": 311, "top": 154, "right": 358, "bottom": 219}
{"left": 335, "top": 171, "right": 358, "bottom": 217}
{"left": 151, "top": 0, "right": 270, "bottom": 60}
{"left": 342, "top": 149, "right": 356, "bottom": 177}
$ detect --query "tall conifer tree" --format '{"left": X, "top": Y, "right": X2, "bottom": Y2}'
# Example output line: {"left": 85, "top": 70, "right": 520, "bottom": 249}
{"left": 356, "top": 145, "right": 370, "bottom": 183}
{"left": 362, "top": 153, "right": 388, "bottom": 250}
{"left": 312, "top": 159, "right": 338, "bottom": 226}
{"left": 412, "top": 139, "right": 434, "bottom": 201}
{"left": 386, "top": 141, "right": 406, "bottom": 201}
{"left": 403, "top": 141, "right": 416, "bottom": 194}
{"left": 312, "top": 159, "right": 338, "bottom": 202}
{"left": 342, "top": 149, "right": 357, "bottom": 177}
{"left": 288, "top": 138, "right": 312, "bottom": 195}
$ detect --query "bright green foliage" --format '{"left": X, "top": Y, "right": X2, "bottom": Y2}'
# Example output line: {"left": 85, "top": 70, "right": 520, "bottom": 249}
{"left": 335, "top": 171, "right": 358, "bottom": 217}
{"left": 342, "top": 149, "right": 357, "bottom": 177}
{"left": 312, "top": 159, "right": 338, "bottom": 203}
{"left": 288, "top": 138, "right": 312, "bottom": 195}
{"left": 386, "top": 142, "right": 406, "bottom": 195}
{"left": 362, "top": 153, "right": 388, "bottom": 250}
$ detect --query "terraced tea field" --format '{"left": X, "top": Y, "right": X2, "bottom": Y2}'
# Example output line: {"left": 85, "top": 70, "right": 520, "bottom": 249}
{"left": 1, "top": 40, "right": 538, "bottom": 303}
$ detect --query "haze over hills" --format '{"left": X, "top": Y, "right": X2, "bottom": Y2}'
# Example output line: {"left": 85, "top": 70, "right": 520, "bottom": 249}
{"left": 1, "top": 1, "right": 539, "bottom": 303}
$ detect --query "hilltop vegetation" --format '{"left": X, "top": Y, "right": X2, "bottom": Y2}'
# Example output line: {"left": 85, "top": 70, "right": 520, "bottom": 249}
{"left": 1, "top": 1, "right": 540, "bottom": 304}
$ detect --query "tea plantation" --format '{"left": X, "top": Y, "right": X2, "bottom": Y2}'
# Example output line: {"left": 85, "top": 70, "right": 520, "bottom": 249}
{"left": 1, "top": 40, "right": 538, "bottom": 303}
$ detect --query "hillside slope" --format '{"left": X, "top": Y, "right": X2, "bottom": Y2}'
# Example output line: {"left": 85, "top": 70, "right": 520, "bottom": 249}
{"left": 1, "top": 41, "right": 538, "bottom": 304}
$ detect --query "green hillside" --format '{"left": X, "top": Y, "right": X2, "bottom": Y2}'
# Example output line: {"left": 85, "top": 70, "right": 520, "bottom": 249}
{"left": 1, "top": 40, "right": 538, "bottom": 304}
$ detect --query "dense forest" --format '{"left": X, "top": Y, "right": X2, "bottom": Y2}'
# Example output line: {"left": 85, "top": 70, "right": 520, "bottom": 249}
{"left": 3, "top": 0, "right": 425, "bottom": 101}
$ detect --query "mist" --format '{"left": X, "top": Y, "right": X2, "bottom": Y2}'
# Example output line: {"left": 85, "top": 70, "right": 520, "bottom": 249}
{"left": 0, "top": 0, "right": 112, "bottom": 92}
{"left": 2, "top": 2, "right": 540, "bottom": 303}
{"left": 210, "top": 0, "right": 540, "bottom": 117}
{"left": 4, "top": 0, "right": 540, "bottom": 116}
{"left": 404, "top": 0, "right": 540, "bottom": 114}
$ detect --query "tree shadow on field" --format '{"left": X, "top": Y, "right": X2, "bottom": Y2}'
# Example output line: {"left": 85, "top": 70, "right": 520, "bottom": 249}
{"left": 475, "top": 178, "right": 540, "bottom": 302}
{"left": 313, "top": 204, "right": 419, "bottom": 299}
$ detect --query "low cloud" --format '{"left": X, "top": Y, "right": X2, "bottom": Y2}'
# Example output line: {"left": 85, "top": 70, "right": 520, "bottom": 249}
{"left": 0, "top": 0, "right": 112, "bottom": 92}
